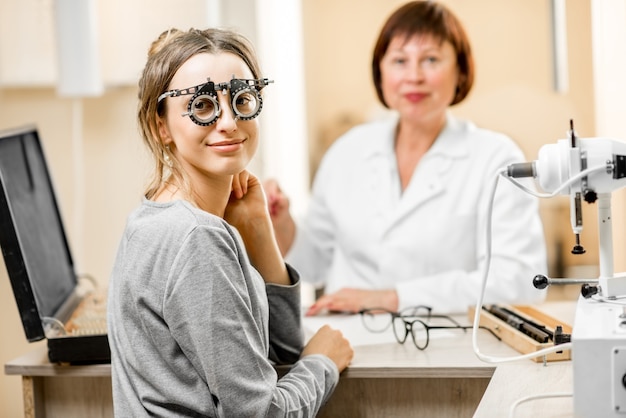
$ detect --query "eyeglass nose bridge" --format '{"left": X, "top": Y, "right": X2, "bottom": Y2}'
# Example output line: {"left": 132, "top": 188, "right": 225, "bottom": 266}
{"left": 392, "top": 316, "right": 430, "bottom": 350}
{"left": 392, "top": 316, "right": 414, "bottom": 344}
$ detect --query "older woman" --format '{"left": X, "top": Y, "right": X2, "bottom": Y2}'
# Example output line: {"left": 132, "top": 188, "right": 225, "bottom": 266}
{"left": 265, "top": 1, "right": 547, "bottom": 315}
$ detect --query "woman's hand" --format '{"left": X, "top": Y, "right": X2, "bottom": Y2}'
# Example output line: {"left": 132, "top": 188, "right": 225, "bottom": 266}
{"left": 305, "top": 288, "right": 399, "bottom": 316}
{"left": 225, "top": 171, "right": 289, "bottom": 285}
{"left": 230, "top": 169, "right": 250, "bottom": 200}
{"left": 264, "top": 178, "right": 290, "bottom": 221}
{"left": 302, "top": 325, "right": 353, "bottom": 373}
{"left": 225, "top": 170, "right": 268, "bottom": 227}
{"left": 262, "top": 178, "right": 296, "bottom": 256}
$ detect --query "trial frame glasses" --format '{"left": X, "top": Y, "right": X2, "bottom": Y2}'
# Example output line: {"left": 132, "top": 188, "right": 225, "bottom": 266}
{"left": 359, "top": 306, "right": 501, "bottom": 350}
{"left": 157, "top": 77, "right": 273, "bottom": 127}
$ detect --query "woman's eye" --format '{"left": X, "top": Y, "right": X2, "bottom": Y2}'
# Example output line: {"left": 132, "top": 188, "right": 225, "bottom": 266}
{"left": 235, "top": 96, "right": 251, "bottom": 106}
{"left": 194, "top": 99, "right": 209, "bottom": 110}
{"left": 234, "top": 91, "right": 259, "bottom": 116}
{"left": 190, "top": 96, "right": 217, "bottom": 119}
{"left": 194, "top": 98, "right": 215, "bottom": 112}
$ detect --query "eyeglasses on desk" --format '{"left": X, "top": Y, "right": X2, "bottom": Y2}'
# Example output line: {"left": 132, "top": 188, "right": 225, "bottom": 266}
{"left": 359, "top": 306, "right": 501, "bottom": 350}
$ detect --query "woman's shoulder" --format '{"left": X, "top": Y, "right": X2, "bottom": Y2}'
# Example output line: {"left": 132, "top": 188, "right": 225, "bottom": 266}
{"left": 336, "top": 117, "right": 396, "bottom": 144}
{"left": 131, "top": 199, "right": 220, "bottom": 223}
{"left": 453, "top": 117, "right": 513, "bottom": 144}
{"left": 322, "top": 116, "right": 397, "bottom": 163}
{"left": 127, "top": 199, "right": 235, "bottom": 243}
{"left": 452, "top": 116, "right": 524, "bottom": 156}
{"left": 447, "top": 120, "right": 530, "bottom": 177}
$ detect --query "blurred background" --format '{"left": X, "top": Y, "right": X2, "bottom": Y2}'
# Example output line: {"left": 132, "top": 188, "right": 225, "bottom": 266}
{"left": 0, "top": 0, "right": 625, "bottom": 416}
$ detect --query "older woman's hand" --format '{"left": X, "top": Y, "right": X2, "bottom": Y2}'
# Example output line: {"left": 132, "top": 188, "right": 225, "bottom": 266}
{"left": 305, "top": 288, "right": 399, "bottom": 316}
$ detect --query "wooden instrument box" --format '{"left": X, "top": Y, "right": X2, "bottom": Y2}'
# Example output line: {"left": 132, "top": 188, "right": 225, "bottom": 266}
{"left": 469, "top": 304, "right": 572, "bottom": 363}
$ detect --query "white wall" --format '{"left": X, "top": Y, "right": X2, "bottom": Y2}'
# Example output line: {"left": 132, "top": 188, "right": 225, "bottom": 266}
{"left": 220, "top": 0, "right": 311, "bottom": 216}
{"left": 591, "top": 0, "right": 626, "bottom": 271}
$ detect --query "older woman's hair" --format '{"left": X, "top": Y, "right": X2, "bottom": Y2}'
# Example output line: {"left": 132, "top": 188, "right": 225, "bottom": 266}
{"left": 137, "top": 28, "right": 262, "bottom": 199}
{"left": 372, "top": 1, "right": 475, "bottom": 107}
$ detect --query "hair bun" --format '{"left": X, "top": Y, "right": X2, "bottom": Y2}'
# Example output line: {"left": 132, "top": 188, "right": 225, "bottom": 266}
{"left": 148, "top": 28, "right": 183, "bottom": 57}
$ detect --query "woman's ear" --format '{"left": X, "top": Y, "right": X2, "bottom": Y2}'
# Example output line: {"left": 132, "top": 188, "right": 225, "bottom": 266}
{"left": 156, "top": 116, "right": 172, "bottom": 145}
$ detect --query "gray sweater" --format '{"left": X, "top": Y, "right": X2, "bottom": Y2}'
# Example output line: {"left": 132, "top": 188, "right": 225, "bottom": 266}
{"left": 107, "top": 199, "right": 338, "bottom": 417}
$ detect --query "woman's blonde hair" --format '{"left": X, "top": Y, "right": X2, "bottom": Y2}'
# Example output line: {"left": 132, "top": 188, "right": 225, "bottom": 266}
{"left": 137, "top": 28, "right": 262, "bottom": 199}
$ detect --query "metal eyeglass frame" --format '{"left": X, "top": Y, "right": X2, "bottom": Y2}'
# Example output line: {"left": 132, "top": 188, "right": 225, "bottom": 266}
{"left": 157, "top": 77, "right": 273, "bottom": 126}
{"left": 359, "top": 305, "right": 434, "bottom": 333}
{"left": 359, "top": 306, "right": 501, "bottom": 350}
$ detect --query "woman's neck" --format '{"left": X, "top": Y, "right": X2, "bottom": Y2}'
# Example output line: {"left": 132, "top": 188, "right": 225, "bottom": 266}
{"left": 394, "top": 113, "right": 447, "bottom": 191}
{"left": 153, "top": 175, "right": 232, "bottom": 218}
{"left": 396, "top": 113, "right": 446, "bottom": 151}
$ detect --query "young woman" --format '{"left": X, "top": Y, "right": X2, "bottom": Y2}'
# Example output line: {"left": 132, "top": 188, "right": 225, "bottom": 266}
{"left": 265, "top": 1, "right": 547, "bottom": 315}
{"left": 107, "top": 27, "right": 353, "bottom": 417}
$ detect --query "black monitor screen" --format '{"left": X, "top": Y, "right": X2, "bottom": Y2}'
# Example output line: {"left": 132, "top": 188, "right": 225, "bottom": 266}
{"left": 0, "top": 126, "right": 75, "bottom": 341}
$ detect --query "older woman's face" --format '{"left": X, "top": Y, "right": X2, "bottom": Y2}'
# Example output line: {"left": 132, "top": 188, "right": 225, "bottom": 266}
{"left": 380, "top": 34, "right": 459, "bottom": 125}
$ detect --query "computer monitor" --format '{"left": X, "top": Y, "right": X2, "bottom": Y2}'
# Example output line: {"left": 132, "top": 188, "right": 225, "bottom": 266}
{"left": 0, "top": 125, "right": 76, "bottom": 342}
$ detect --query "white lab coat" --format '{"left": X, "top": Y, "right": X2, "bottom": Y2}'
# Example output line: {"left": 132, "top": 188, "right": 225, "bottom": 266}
{"left": 287, "top": 113, "right": 547, "bottom": 313}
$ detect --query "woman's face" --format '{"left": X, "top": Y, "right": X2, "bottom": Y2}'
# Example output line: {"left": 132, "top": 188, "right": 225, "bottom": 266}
{"left": 158, "top": 52, "right": 258, "bottom": 181}
{"left": 380, "top": 34, "right": 459, "bottom": 125}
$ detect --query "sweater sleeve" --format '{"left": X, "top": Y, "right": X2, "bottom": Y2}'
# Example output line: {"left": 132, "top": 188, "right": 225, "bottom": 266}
{"left": 164, "top": 225, "right": 339, "bottom": 417}
{"left": 266, "top": 264, "right": 305, "bottom": 365}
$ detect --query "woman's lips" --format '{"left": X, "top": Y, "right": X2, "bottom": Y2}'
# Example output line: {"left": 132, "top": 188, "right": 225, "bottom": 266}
{"left": 405, "top": 92, "right": 428, "bottom": 102}
{"left": 209, "top": 139, "right": 245, "bottom": 152}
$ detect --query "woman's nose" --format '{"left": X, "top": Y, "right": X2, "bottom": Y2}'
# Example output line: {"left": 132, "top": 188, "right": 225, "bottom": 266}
{"left": 401, "top": 59, "right": 424, "bottom": 83}
{"left": 215, "top": 96, "right": 238, "bottom": 132}
{"left": 410, "top": 63, "right": 425, "bottom": 82}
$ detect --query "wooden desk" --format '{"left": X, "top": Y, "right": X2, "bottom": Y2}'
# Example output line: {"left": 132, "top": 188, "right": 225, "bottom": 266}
{"left": 5, "top": 348, "right": 112, "bottom": 418}
{"left": 5, "top": 305, "right": 575, "bottom": 418}
{"left": 474, "top": 362, "right": 573, "bottom": 417}
{"left": 314, "top": 317, "right": 517, "bottom": 418}
{"left": 474, "top": 301, "right": 575, "bottom": 417}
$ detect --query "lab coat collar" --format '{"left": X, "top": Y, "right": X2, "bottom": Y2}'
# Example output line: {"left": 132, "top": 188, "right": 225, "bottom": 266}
{"left": 427, "top": 113, "right": 471, "bottom": 160}
{"left": 374, "top": 112, "right": 472, "bottom": 233}
{"left": 365, "top": 112, "right": 471, "bottom": 162}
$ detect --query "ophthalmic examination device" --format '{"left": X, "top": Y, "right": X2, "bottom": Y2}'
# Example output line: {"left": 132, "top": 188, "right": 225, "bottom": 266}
{"left": 507, "top": 120, "right": 626, "bottom": 417}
